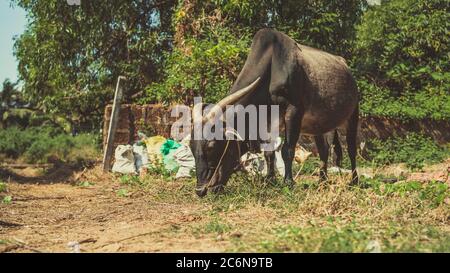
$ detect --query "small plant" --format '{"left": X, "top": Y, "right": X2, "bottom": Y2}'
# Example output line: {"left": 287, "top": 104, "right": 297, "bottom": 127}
{"left": 117, "top": 188, "right": 129, "bottom": 197}
{"left": 120, "top": 175, "right": 142, "bottom": 186}
{"left": 2, "top": 196, "right": 12, "bottom": 204}
{"left": 204, "top": 218, "right": 231, "bottom": 234}
{"left": 78, "top": 181, "right": 93, "bottom": 187}
{"left": 367, "top": 133, "right": 448, "bottom": 170}
{"left": 147, "top": 160, "right": 174, "bottom": 179}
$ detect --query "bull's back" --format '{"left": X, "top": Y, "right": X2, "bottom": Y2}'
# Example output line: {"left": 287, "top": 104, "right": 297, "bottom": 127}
{"left": 296, "top": 45, "right": 358, "bottom": 135}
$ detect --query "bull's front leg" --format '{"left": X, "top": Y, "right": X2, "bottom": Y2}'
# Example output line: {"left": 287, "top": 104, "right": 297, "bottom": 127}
{"left": 264, "top": 151, "right": 276, "bottom": 182}
{"left": 281, "top": 106, "right": 303, "bottom": 188}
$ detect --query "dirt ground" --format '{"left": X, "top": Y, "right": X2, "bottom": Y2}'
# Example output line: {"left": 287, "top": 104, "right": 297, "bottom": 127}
{"left": 0, "top": 165, "right": 231, "bottom": 253}
{"left": 0, "top": 162, "right": 449, "bottom": 253}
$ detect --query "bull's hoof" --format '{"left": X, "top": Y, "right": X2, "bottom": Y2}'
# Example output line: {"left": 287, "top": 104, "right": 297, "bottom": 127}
{"left": 283, "top": 178, "right": 295, "bottom": 189}
{"left": 348, "top": 175, "right": 360, "bottom": 187}
{"left": 263, "top": 175, "right": 277, "bottom": 186}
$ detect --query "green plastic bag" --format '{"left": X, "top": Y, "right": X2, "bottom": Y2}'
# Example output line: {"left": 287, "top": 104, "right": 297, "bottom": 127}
{"left": 160, "top": 139, "right": 181, "bottom": 156}
{"left": 160, "top": 139, "right": 182, "bottom": 172}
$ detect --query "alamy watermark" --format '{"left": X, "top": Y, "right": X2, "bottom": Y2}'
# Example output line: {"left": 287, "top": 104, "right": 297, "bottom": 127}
{"left": 170, "top": 97, "right": 280, "bottom": 151}
{"left": 67, "top": 0, "right": 81, "bottom": 6}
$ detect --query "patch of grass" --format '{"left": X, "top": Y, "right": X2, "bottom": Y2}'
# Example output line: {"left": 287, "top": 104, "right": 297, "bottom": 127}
{"left": 2, "top": 196, "right": 12, "bottom": 204}
{"left": 203, "top": 218, "right": 232, "bottom": 234}
{"left": 360, "top": 177, "right": 449, "bottom": 208}
{"left": 119, "top": 174, "right": 143, "bottom": 186}
{"left": 117, "top": 188, "right": 130, "bottom": 198}
{"left": 114, "top": 159, "right": 449, "bottom": 253}
{"left": 256, "top": 221, "right": 450, "bottom": 253}
{"left": 147, "top": 160, "right": 175, "bottom": 180}
{"left": 366, "top": 133, "right": 448, "bottom": 170}
{"left": 77, "top": 181, "right": 94, "bottom": 187}
{"left": 292, "top": 157, "right": 321, "bottom": 176}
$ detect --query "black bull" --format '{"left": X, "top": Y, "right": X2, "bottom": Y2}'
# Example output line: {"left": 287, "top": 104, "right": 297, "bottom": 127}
{"left": 191, "top": 29, "right": 359, "bottom": 197}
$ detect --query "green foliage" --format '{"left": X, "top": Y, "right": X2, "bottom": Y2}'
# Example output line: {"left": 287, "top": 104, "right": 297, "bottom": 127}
{"left": 145, "top": 0, "right": 366, "bottom": 104}
{"left": 142, "top": 27, "right": 251, "bottom": 104}
{"left": 0, "top": 127, "right": 100, "bottom": 164}
{"left": 203, "top": 217, "right": 231, "bottom": 234}
{"left": 147, "top": 159, "right": 175, "bottom": 179}
{"left": 358, "top": 79, "right": 450, "bottom": 120}
{"left": 10, "top": 0, "right": 450, "bottom": 123}
{"left": 362, "top": 178, "right": 449, "bottom": 208}
{"left": 120, "top": 174, "right": 142, "bottom": 186}
{"left": 77, "top": 181, "right": 94, "bottom": 187}
{"left": 117, "top": 188, "right": 130, "bottom": 198}
{"left": 366, "top": 133, "right": 448, "bottom": 170}
{"left": 2, "top": 196, "right": 12, "bottom": 204}
{"left": 355, "top": 0, "right": 450, "bottom": 120}
{"left": 12, "top": 0, "right": 177, "bottom": 130}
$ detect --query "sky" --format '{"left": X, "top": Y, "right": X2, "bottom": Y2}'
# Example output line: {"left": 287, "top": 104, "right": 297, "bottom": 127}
{"left": 0, "top": 1, "right": 27, "bottom": 85}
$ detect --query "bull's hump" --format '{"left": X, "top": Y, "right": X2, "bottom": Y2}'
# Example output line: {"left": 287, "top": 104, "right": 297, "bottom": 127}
{"left": 297, "top": 44, "right": 346, "bottom": 63}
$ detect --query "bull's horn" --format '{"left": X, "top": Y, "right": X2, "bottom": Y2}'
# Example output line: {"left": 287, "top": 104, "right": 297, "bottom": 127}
{"left": 203, "top": 77, "right": 261, "bottom": 124}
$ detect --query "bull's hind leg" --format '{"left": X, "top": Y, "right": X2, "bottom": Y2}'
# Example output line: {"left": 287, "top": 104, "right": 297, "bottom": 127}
{"left": 346, "top": 107, "right": 359, "bottom": 185}
{"left": 314, "top": 135, "right": 329, "bottom": 182}
{"left": 281, "top": 106, "right": 302, "bottom": 188}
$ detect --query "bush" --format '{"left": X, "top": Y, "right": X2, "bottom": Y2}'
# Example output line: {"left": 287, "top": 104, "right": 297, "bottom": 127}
{"left": 24, "top": 133, "right": 99, "bottom": 164}
{"left": 367, "top": 133, "right": 448, "bottom": 170}
{"left": 354, "top": 0, "right": 450, "bottom": 120}
{"left": 0, "top": 127, "right": 99, "bottom": 164}
{"left": 141, "top": 27, "right": 251, "bottom": 105}
{"left": 0, "top": 127, "right": 34, "bottom": 158}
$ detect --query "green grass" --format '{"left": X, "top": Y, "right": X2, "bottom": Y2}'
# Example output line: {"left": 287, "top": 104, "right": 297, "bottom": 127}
{"left": 2, "top": 196, "right": 12, "bottom": 204}
{"left": 255, "top": 222, "right": 450, "bottom": 252}
{"left": 117, "top": 188, "right": 130, "bottom": 198}
{"left": 120, "top": 160, "right": 449, "bottom": 253}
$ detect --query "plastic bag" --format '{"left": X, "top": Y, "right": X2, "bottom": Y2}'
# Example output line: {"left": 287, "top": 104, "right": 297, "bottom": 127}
{"left": 112, "top": 145, "right": 137, "bottom": 174}
{"left": 133, "top": 144, "right": 148, "bottom": 172}
{"left": 144, "top": 136, "right": 166, "bottom": 163}
{"left": 161, "top": 139, "right": 182, "bottom": 172}
{"left": 172, "top": 145, "right": 195, "bottom": 178}
{"left": 161, "top": 139, "right": 181, "bottom": 155}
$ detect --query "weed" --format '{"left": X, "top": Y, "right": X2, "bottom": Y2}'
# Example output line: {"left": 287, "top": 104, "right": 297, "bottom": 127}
{"left": 366, "top": 133, "right": 448, "bottom": 170}
{"left": 78, "top": 181, "right": 94, "bottom": 187}
{"left": 2, "top": 196, "right": 12, "bottom": 204}
{"left": 117, "top": 188, "right": 130, "bottom": 198}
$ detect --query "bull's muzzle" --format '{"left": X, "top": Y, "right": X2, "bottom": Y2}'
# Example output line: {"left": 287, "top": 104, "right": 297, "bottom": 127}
{"left": 196, "top": 185, "right": 208, "bottom": 197}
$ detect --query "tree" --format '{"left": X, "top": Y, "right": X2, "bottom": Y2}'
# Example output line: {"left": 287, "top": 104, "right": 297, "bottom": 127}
{"left": 354, "top": 0, "right": 450, "bottom": 120}
{"left": 0, "top": 79, "right": 24, "bottom": 128}
{"left": 12, "top": 0, "right": 177, "bottom": 131}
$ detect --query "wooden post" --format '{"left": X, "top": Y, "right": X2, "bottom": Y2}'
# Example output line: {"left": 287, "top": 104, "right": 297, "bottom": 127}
{"left": 102, "top": 76, "right": 126, "bottom": 172}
